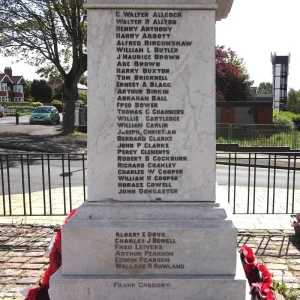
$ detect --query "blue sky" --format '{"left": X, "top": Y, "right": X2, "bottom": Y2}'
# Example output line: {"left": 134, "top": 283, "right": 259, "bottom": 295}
{"left": 1, "top": 0, "right": 299, "bottom": 90}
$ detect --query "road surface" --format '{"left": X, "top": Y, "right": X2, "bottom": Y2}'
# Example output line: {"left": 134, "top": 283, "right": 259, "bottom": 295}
{"left": 0, "top": 114, "right": 63, "bottom": 126}
{"left": 0, "top": 115, "right": 30, "bottom": 125}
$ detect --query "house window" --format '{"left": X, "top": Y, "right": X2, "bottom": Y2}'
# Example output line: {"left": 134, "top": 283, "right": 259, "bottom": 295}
{"left": 14, "top": 97, "right": 24, "bottom": 103}
{"left": 0, "top": 83, "right": 7, "bottom": 91}
{"left": 0, "top": 96, "right": 8, "bottom": 101}
{"left": 13, "top": 85, "right": 23, "bottom": 93}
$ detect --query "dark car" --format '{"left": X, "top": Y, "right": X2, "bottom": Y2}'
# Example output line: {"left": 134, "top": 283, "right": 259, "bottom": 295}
{"left": 29, "top": 106, "right": 60, "bottom": 125}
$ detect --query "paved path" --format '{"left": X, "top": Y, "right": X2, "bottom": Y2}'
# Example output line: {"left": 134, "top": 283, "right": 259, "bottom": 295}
{"left": 0, "top": 125, "right": 86, "bottom": 153}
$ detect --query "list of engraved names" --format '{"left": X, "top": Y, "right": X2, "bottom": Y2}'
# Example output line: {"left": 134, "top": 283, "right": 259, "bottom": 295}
{"left": 116, "top": 11, "right": 192, "bottom": 197}
{"left": 115, "top": 231, "right": 184, "bottom": 270}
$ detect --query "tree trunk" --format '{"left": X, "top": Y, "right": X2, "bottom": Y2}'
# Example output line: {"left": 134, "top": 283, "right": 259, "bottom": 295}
{"left": 63, "top": 82, "right": 78, "bottom": 134}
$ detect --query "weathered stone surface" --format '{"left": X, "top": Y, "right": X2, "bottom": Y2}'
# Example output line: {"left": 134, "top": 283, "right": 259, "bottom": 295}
{"left": 265, "top": 263, "right": 289, "bottom": 271}
{"left": 0, "top": 278, "right": 15, "bottom": 285}
{"left": 21, "top": 270, "right": 44, "bottom": 277}
{"left": 5, "top": 251, "right": 26, "bottom": 257}
{"left": 50, "top": 262, "right": 248, "bottom": 300}
{"left": 51, "top": 1, "right": 245, "bottom": 300}
{"left": 24, "top": 251, "right": 44, "bottom": 257}
{"left": 0, "top": 263, "right": 22, "bottom": 269}
{"left": 20, "top": 263, "right": 44, "bottom": 270}
{"left": 262, "top": 257, "right": 287, "bottom": 264}
{"left": 274, "top": 291, "right": 285, "bottom": 300}
{"left": 284, "top": 282, "right": 300, "bottom": 289}
{"left": 290, "top": 265, "right": 300, "bottom": 271}
{"left": 287, "top": 259, "right": 300, "bottom": 264}
{"left": 7, "top": 257, "right": 30, "bottom": 263}
{"left": 15, "top": 277, "right": 40, "bottom": 285}
{"left": 29, "top": 257, "right": 49, "bottom": 264}
{"left": 0, "top": 269, "right": 22, "bottom": 277}
{"left": 62, "top": 201, "right": 238, "bottom": 276}
{"left": 0, "top": 257, "right": 10, "bottom": 263}
{"left": 87, "top": 6, "right": 217, "bottom": 203}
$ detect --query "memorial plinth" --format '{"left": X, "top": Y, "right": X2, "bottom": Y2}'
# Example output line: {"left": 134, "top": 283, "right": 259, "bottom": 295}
{"left": 49, "top": 1, "right": 249, "bottom": 299}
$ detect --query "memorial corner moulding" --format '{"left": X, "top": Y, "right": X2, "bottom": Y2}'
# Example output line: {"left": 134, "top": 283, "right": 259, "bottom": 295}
{"left": 85, "top": 0, "right": 234, "bottom": 21}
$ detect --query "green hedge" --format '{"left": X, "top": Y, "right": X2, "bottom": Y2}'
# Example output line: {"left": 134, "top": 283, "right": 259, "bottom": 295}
{"left": 0, "top": 101, "right": 42, "bottom": 108}
{"left": 0, "top": 101, "right": 33, "bottom": 107}
{"left": 5, "top": 105, "right": 34, "bottom": 109}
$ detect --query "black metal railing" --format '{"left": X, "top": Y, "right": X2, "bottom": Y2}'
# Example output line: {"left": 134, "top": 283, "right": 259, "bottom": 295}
{"left": 0, "top": 152, "right": 299, "bottom": 216}
{"left": 216, "top": 124, "right": 300, "bottom": 149}
{"left": 217, "top": 152, "right": 300, "bottom": 214}
{"left": 0, "top": 153, "right": 86, "bottom": 216}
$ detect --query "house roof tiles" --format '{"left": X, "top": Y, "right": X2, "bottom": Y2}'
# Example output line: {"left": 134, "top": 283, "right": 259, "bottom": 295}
{"left": 10, "top": 76, "right": 25, "bottom": 84}
{"left": 0, "top": 68, "right": 26, "bottom": 85}
{"left": 0, "top": 73, "right": 13, "bottom": 84}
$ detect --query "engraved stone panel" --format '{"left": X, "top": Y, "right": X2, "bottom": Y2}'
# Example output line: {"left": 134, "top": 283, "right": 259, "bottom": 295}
{"left": 62, "top": 221, "right": 237, "bottom": 276}
{"left": 88, "top": 9, "right": 216, "bottom": 202}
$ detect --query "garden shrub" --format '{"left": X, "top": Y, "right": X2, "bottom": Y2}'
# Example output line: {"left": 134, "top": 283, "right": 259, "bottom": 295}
{"left": 291, "top": 115, "right": 300, "bottom": 129}
{"left": 32, "top": 101, "right": 43, "bottom": 107}
{"left": 78, "top": 92, "right": 87, "bottom": 102}
{"left": 51, "top": 100, "right": 63, "bottom": 112}
{"left": 273, "top": 111, "right": 295, "bottom": 131}
{"left": 75, "top": 100, "right": 84, "bottom": 107}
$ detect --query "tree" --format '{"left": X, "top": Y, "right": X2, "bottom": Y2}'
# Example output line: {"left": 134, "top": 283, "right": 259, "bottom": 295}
{"left": 257, "top": 82, "right": 272, "bottom": 94}
{"left": 24, "top": 80, "right": 33, "bottom": 101}
{"left": 38, "top": 67, "right": 64, "bottom": 82}
{"left": 287, "top": 88, "right": 300, "bottom": 114}
{"left": 31, "top": 79, "right": 53, "bottom": 103}
{"left": 216, "top": 46, "right": 254, "bottom": 102}
{"left": 0, "top": 0, "right": 87, "bottom": 133}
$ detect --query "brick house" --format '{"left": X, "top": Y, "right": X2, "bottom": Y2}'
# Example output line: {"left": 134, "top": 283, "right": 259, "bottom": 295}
{"left": 0, "top": 67, "right": 26, "bottom": 102}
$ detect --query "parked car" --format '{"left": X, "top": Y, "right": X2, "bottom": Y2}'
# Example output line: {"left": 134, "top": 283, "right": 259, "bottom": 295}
{"left": 0, "top": 105, "right": 4, "bottom": 118}
{"left": 29, "top": 106, "right": 60, "bottom": 125}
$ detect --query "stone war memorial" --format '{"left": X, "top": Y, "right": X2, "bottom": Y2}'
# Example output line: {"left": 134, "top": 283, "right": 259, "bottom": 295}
{"left": 49, "top": 0, "right": 249, "bottom": 299}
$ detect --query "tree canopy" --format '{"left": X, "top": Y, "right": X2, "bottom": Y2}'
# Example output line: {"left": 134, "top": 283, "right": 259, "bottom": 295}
{"left": 287, "top": 88, "right": 300, "bottom": 114}
{"left": 31, "top": 79, "right": 53, "bottom": 103}
{"left": 257, "top": 82, "right": 273, "bottom": 94}
{"left": 216, "top": 46, "right": 254, "bottom": 102}
{"left": 0, "top": 0, "right": 87, "bottom": 133}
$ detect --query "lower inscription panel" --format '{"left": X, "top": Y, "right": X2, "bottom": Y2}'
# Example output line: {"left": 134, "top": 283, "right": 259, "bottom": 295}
{"left": 62, "top": 224, "right": 237, "bottom": 276}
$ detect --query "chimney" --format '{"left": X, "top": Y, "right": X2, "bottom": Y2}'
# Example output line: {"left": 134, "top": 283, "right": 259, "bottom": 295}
{"left": 4, "top": 67, "right": 12, "bottom": 77}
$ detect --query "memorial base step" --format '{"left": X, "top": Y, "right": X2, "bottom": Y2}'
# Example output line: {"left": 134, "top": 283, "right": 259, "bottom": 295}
{"left": 50, "top": 260, "right": 250, "bottom": 300}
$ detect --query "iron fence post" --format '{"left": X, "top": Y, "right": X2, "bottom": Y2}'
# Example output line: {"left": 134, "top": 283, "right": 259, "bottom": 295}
{"left": 292, "top": 130, "right": 297, "bottom": 150}
{"left": 228, "top": 124, "right": 232, "bottom": 144}
{"left": 15, "top": 112, "right": 19, "bottom": 125}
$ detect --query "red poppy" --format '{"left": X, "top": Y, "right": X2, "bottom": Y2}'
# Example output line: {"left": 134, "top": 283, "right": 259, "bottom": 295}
{"left": 240, "top": 245, "right": 257, "bottom": 265}
{"left": 252, "top": 283, "right": 275, "bottom": 300}
{"left": 257, "top": 264, "right": 272, "bottom": 285}
{"left": 25, "top": 209, "right": 77, "bottom": 300}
